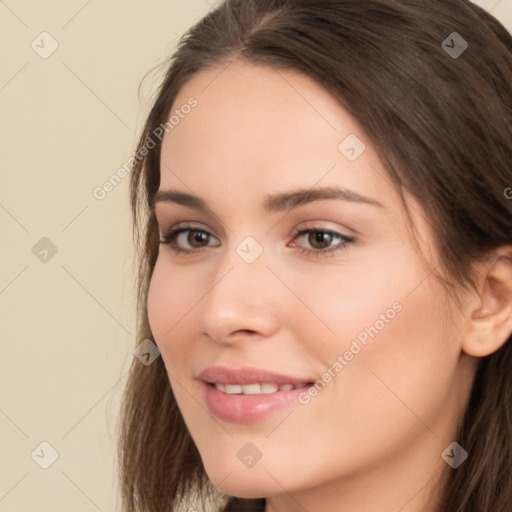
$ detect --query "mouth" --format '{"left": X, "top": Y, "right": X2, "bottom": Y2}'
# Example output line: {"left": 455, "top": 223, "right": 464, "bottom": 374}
{"left": 199, "top": 366, "right": 315, "bottom": 423}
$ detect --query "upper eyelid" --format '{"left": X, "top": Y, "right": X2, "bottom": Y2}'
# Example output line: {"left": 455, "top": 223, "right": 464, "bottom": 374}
{"left": 159, "top": 222, "right": 219, "bottom": 238}
{"left": 153, "top": 205, "right": 361, "bottom": 235}
{"left": 153, "top": 207, "right": 229, "bottom": 237}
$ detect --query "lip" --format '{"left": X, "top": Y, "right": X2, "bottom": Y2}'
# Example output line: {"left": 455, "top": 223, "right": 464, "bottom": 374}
{"left": 199, "top": 366, "right": 314, "bottom": 423}
{"left": 199, "top": 366, "right": 312, "bottom": 386}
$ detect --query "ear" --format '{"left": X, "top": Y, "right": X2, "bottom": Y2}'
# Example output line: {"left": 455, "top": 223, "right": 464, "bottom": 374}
{"left": 462, "top": 247, "right": 512, "bottom": 358}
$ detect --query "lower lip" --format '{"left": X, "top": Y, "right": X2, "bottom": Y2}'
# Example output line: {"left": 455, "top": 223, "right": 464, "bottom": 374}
{"left": 203, "top": 382, "right": 310, "bottom": 423}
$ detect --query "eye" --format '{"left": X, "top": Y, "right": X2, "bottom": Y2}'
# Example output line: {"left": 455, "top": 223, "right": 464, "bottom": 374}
{"left": 289, "top": 226, "right": 355, "bottom": 258}
{"left": 158, "top": 225, "right": 220, "bottom": 254}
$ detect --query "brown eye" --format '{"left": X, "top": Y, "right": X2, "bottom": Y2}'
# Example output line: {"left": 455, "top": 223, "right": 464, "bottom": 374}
{"left": 159, "top": 226, "right": 220, "bottom": 254}
{"left": 307, "top": 231, "right": 333, "bottom": 250}
{"left": 187, "top": 230, "right": 210, "bottom": 248}
{"left": 291, "top": 227, "right": 355, "bottom": 258}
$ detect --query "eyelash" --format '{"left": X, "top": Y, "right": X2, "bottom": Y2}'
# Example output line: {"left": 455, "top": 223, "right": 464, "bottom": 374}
{"left": 158, "top": 224, "right": 355, "bottom": 258}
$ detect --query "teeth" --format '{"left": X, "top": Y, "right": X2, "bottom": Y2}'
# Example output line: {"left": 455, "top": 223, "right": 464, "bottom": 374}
{"left": 213, "top": 382, "right": 301, "bottom": 394}
{"left": 242, "top": 383, "right": 265, "bottom": 394}
{"left": 225, "top": 384, "right": 242, "bottom": 394}
{"left": 261, "top": 383, "right": 279, "bottom": 393}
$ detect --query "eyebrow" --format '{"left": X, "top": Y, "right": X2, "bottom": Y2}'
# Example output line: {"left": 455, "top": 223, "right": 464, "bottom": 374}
{"left": 151, "top": 186, "right": 384, "bottom": 213}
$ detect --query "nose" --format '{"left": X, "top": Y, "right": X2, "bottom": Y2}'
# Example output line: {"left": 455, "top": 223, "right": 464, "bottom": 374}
{"left": 198, "top": 248, "right": 281, "bottom": 345}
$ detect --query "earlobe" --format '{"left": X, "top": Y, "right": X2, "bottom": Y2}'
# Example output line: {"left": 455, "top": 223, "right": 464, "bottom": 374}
{"left": 462, "top": 249, "right": 512, "bottom": 358}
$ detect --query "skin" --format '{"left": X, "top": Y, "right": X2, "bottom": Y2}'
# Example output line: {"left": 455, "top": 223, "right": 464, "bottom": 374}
{"left": 147, "top": 61, "right": 512, "bottom": 512}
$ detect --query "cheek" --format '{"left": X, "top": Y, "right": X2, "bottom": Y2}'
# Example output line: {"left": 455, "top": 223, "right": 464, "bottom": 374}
{"left": 146, "top": 262, "right": 170, "bottom": 344}
{"left": 146, "top": 258, "right": 195, "bottom": 361}
{"left": 258, "top": 258, "right": 458, "bottom": 488}
{"left": 289, "top": 246, "right": 458, "bottom": 424}
{"left": 282, "top": 246, "right": 419, "bottom": 359}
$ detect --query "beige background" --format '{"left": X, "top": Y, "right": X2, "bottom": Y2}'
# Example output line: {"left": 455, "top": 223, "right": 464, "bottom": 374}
{"left": 0, "top": 1, "right": 510, "bottom": 510}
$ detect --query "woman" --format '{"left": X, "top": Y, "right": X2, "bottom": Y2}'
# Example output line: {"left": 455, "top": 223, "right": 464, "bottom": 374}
{"left": 118, "top": 1, "right": 512, "bottom": 511}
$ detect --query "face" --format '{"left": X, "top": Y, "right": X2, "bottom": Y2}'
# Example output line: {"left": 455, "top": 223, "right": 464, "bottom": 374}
{"left": 147, "top": 61, "right": 476, "bottom": 503}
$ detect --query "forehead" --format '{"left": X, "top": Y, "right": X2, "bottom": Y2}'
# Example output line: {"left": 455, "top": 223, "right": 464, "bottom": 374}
{"left": 159, "top": 61, "right": 394, "bottom": 212}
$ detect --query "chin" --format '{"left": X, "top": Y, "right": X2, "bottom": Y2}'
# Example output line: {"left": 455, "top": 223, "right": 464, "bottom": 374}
{"left": 215, "top": 482, "right": 270, "bottom": 500}
{"left": 203, "top": 464, "right": 278, "bottom": 498}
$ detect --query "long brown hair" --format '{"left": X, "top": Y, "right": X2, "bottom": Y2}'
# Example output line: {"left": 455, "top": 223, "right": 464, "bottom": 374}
{"left": 118, "top": 1, "right": 512, "bottom": 511}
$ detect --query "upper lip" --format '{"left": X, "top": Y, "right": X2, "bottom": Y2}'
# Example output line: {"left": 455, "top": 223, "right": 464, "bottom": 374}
{"left": 199, "top": 366, "right": 313, "bottom": 386}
